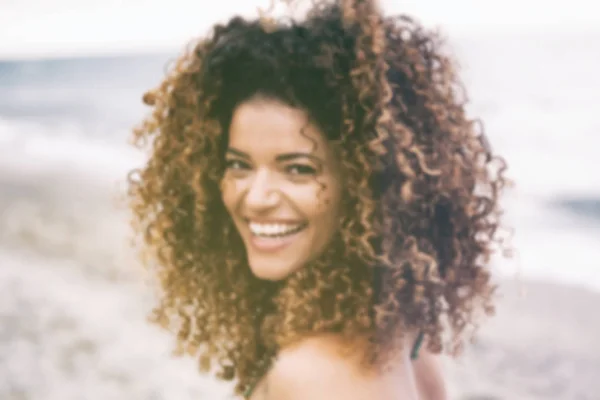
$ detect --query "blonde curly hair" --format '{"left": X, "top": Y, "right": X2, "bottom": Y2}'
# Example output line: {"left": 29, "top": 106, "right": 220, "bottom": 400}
{"left": 127, "top": 0, "right": 510, "bottom": 395}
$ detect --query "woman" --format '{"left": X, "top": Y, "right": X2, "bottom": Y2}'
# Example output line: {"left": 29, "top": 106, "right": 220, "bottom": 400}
{"left": 127, "top": 0, "right": 509, "bottom": 398}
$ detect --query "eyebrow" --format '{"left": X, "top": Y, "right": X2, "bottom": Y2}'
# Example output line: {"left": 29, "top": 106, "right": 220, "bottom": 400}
{"left": 226, "top": 147, "right": 323, "bottom": 163}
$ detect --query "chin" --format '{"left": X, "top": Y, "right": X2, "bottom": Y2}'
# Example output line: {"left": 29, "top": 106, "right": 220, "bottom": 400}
{"left": 249, "top": 260, "right": 300, "bottom": 281}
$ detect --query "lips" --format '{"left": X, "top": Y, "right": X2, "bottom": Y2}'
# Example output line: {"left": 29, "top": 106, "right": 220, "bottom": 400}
{"left": 245, "top": 220, "right": 308, "bottom": 252}
{"left": 248, "top": 221, "right": 307, "bottom": 237}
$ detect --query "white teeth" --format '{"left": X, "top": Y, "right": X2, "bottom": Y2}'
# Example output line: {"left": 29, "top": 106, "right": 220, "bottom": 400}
{"left": 248, "top": 222, "right": 305, "bottom": 237}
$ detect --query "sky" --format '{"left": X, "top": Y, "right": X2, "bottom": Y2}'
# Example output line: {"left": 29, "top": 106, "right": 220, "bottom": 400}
{"left": 0, "top": 0, "right": 597, "bottom": 59}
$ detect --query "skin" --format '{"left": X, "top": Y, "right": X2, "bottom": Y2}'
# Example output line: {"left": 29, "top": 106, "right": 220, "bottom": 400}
{"left": 221, "top": 96, "right": 343, "bottom": 281}
{"left": 413, "top": 348, "right": 448, "bottom": 400}
{"left": 221, "top": 97, "right": 447, "bottom": 400}
{"left": 250, "top": 334, "right": 446, "bottom": 400}
{"left": 266, "top": 335, "right": 419, "bottom": 400}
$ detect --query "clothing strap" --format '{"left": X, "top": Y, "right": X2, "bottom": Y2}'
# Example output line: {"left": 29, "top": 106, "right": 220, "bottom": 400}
{"left": 410, "top": 331, "right": 425, "bottom": 360}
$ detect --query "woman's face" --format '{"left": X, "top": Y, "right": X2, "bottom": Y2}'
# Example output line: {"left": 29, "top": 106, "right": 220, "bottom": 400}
{"left": 221, "top": 97, "right": 342, "bottom": 281}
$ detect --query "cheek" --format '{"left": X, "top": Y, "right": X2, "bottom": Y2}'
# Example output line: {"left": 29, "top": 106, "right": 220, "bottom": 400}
{"left": 291, "top": 181, "right": 341, "bottom": 221}
{"left": 220, "top": 177, "right": 239, "bottom": 212}
{"left": 318, "top": 189, "right": 342, "bottom": 233}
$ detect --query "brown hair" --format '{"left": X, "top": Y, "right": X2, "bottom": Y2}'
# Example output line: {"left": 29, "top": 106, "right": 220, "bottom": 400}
{"left": 127, "top": 0, "right": 510, "bottom": 395}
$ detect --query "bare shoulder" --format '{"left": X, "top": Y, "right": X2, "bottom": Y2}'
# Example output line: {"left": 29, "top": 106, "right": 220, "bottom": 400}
{"left": 412, "top": 348, "right": 448, "bottom": 400}
{"left": 265, "top": 335, "right": 416, "bottom": 400}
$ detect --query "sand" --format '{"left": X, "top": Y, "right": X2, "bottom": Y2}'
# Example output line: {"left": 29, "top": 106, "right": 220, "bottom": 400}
{"left": 445, "top": 279, "right": 600, "bottom": 400}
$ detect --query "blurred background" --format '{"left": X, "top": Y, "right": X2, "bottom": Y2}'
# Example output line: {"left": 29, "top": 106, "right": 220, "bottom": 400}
{"left": 0, "top": 0, "right": 599, "bottom": 399}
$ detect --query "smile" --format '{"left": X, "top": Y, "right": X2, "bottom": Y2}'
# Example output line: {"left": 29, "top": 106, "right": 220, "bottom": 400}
{"left": 248, "top": 221, "right": 308, "bottom": 237}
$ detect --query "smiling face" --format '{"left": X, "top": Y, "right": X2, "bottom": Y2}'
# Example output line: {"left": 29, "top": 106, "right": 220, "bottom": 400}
{"left": 220, "top": 96, "right": 342, "bottom": 281}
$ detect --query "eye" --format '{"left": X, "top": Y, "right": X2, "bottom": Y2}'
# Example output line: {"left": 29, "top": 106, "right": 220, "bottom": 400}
{"left": 286, "top": 164, "right": 317, "bottom": 176}
{"left": 225, "top": 159, "right": 250, "bottom": 170}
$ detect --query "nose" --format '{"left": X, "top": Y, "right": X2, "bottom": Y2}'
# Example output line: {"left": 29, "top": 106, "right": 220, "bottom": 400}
{"left": 244, "top": 168, "right": 280, "bottom": 211}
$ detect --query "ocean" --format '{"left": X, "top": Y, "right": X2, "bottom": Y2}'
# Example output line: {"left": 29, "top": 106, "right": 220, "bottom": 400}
{"left": 0, "top": 30, "right": 599, "bottom": 399}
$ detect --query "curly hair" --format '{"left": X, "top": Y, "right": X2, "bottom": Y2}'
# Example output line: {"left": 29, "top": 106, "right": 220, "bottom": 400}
{"left": 127, "top": 0, "right": 509, "bottom": 395}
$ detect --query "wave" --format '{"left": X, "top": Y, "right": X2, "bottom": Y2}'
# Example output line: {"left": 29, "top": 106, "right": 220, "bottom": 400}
{"left": 0, "top": 119, "right": 146, "bottom": 283}
{"left": 0, "top": 173, "right": 136, "bottom": 283}
{"left": 550, "top": 197, "right": 600, "bottom": 223}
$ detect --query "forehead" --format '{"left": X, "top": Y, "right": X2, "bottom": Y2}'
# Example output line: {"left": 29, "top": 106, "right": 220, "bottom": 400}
{"left": 228, "top": 99, "right": 331, "bottom": 158}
